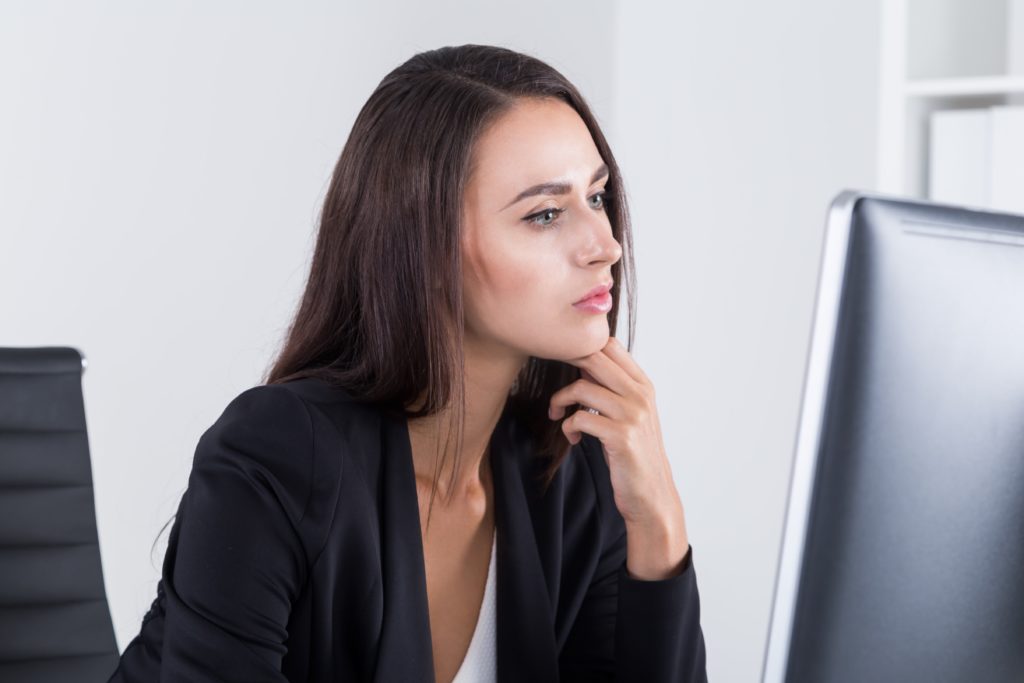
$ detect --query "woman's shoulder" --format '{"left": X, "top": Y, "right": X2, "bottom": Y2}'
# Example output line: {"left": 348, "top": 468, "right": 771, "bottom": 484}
{"left": 213, "top": 381, "right": 315, "bottom": 433}
{"left": 192, "top": 382, "right": 319, "bottom": 517}
{"left": 201, "top": 375, "right": 382, "bottom": 479}
{"left": 212, "top": 376, "right": 382, "bottom": 437}
{"left": 189, "top": 377, "right": 370, "bottom": 562}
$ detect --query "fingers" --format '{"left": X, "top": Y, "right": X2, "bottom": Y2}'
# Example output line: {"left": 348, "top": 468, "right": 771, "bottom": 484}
{"left": 548, "top": 377, "right": 619, "bottom": 420}
{"left": 563, "top": 338, "right": 647, "bottom": 398}
{"left": 552, "top": 336, "right": 655, "bottom": 446}
{"left": 559, "top": 408, "right": 612, "bottom": 445}
{"left": 602, "top": 336, "right": 651, "bottom": 385}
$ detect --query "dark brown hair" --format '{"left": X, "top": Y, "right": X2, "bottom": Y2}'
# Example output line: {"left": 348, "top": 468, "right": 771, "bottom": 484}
{"left": 261, "top": 43, "right": 637, "bottom": 528}
{"left": 152, "top": 44, "right": 637, "bottom": 560}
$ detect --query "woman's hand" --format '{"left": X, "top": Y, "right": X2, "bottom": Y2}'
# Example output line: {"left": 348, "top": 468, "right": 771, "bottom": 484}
{"left": 548, "top": 336, "right": 691, "bottom": 580}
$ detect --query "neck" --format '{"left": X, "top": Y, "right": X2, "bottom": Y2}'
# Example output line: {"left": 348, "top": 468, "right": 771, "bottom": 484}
{"left": 405, "top": 339, "right": 525, "bottom": 503}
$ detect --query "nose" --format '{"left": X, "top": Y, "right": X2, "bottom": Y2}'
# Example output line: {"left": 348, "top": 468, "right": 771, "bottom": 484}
{"left": 576, "top": 206, "right": 622, "bottom": 267}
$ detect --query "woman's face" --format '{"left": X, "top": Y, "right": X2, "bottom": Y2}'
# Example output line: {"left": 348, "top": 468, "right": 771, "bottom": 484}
{"left": 461, "top": 97, "right": 623, "bottom": 363}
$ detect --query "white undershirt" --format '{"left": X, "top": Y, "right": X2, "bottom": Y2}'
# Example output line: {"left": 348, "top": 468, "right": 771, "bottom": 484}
{"left": 450, "top": 528, "right": 497, "bottom": 683}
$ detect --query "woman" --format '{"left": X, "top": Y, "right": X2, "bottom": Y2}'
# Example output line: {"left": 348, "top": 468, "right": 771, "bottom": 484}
{"left": 108, "top": 43, "right": 708, "bottom": 683}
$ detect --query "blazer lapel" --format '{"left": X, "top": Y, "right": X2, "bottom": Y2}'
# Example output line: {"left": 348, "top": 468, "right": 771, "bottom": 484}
{"left": 371, "top": 406, "right": 436, "bottom": 683}
{"left": 371, "top": 404, "right": 559, "bottom": 683}
{"left": 490, "top": 407, "right": 561, "bottom": 683}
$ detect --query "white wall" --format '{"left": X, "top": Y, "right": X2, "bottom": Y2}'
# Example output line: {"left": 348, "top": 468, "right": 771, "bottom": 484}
{"left": 0, "top": 2, "right": 879, "bottom": 681}
{"left": 610, "top": 3, "right": 880, "bottom": 680}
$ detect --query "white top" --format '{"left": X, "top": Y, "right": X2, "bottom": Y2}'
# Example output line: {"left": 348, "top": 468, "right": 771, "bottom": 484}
{"left": 450, "top": 529, "right": 497, "bottom": 683}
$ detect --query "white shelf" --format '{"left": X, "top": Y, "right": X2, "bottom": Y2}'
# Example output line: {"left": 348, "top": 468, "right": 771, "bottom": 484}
{"left": 877, "top": 0, "right": 1024, "bottom": 197}
{"left": 905, "top": 75, "right": 1024, "bottom": 98}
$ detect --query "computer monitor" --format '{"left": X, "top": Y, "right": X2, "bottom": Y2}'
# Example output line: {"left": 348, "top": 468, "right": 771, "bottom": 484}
{"left": 761, "top": 190, "right": 1024, "bottom": 682}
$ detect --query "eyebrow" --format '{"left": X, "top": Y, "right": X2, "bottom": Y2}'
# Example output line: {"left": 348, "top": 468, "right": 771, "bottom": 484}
{"left": 501, "top": 163, "right": 610, "bottom": 211}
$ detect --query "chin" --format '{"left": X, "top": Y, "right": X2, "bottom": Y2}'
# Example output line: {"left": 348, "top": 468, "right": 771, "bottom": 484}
{"left": 564, "top": 329, "right": 611, "bottom": 360}
{"left": 522, "top": 318, "right": 610, "bottom": 361}
{"left": 586, "top": 332, "right": 611, "bottom": 354}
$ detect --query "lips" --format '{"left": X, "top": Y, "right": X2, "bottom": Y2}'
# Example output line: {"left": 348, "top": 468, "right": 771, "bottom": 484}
{"left": 573, "top": 281, "right": 613, "bottom": 305}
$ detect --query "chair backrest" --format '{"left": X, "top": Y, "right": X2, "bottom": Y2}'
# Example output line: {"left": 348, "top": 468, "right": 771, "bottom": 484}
{"left": 0, "top": 346, "right": 119, "bottom": 682}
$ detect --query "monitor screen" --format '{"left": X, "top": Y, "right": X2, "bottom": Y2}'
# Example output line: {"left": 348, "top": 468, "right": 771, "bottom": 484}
{"left": 762, "top": 190, "right": 1024, "bottom": 683}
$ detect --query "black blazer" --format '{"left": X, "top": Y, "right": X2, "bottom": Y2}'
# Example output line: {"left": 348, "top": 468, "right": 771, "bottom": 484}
{"left": 108, "top": 376, "right": 708, "bottom": 682}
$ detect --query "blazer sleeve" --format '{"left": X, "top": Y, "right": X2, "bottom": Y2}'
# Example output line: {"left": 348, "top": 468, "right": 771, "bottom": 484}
{"left": 560, "top": 435, "right": 709, "bottom": 683}
{"left": 111, "top": 384, "right": 316, "bottom": 683}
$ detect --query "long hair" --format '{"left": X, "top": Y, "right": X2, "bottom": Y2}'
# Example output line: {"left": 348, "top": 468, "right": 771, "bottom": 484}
{"left": 259, "top": 43, "right": 637, "bottom": 530}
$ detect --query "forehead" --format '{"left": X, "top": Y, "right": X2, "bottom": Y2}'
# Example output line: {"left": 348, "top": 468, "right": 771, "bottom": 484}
{"left": 468, "top": 98, "right": 602, "bottom": 198}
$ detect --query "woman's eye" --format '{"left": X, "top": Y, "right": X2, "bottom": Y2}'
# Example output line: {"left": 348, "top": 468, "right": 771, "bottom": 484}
{"left": 524, "top": 191, "right": 608, "bottom": 229}
{"left": 527, "top": 208, "right": 565, "bottom": 228}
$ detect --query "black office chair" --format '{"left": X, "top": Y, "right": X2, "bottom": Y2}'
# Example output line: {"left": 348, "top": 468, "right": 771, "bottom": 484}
{"left": 0, "top": 346, "right": 119, "bottom": 682}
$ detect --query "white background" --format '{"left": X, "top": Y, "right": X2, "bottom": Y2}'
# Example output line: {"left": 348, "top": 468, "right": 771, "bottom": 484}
{"left": 0, "top": 2, "right": 880, "bottom": 680}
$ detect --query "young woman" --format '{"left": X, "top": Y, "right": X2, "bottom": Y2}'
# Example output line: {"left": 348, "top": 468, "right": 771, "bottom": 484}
{"left": 108, "top": 43, "right": 708, "bottom": 683}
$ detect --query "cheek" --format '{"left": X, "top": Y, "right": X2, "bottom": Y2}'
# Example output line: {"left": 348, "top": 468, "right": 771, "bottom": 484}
{"left": 463, "top": 230, "right": 610, "bottom": 359}
{"left": 463, "top": 230, "right": 563, "bottom": 329}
